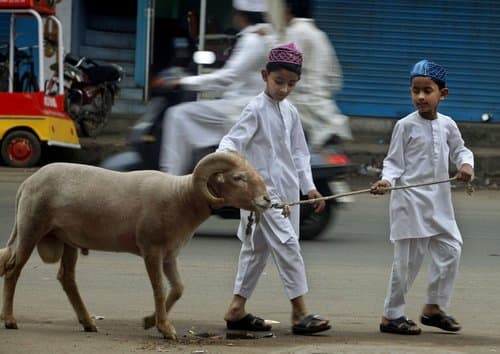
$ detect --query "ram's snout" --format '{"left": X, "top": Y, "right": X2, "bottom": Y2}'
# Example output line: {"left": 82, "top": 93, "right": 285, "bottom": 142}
{"left": 253, "top": 194, "right": 271, "bottom": 212}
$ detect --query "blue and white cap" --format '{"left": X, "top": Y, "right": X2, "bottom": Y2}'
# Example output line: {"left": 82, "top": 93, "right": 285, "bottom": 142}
{"left": 410, "top": 59, "right": 447, "bottom": 86}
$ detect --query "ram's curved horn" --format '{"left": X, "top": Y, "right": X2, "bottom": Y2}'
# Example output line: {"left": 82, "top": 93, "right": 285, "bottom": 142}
{"left": 192, "top": 151, "right": 243, "bottom": 207}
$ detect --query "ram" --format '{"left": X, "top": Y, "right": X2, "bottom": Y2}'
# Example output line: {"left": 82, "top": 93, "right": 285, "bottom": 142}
{"left": 0, "top": 151, "right": 270, "bottom": 340}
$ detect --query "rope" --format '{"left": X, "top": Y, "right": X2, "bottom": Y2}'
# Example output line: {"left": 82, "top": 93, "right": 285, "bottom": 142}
{"left": 271, "top": 176, "right": 474, "bottom": 218}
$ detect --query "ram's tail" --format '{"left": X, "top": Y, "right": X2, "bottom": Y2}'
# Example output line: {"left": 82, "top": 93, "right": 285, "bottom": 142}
{"left": 0, "top": 223, "right": 16, "bottom": 276}
{"left": 0, "top": 184, "right": 22, "bottom": 276}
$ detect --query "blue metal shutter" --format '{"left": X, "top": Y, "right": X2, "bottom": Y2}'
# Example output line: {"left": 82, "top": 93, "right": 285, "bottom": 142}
{"left": 313, "top": 0, "right": 500, "bottom": 122}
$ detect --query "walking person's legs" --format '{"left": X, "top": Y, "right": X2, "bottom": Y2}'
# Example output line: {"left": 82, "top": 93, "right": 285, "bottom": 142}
{"left": 381, "top": 238, "right": 426, "bottom": 334}
{"left": 265, "top": 220, "right": 330, "bottom": 334}
{"left": 421, "top": 234, "right": 462, "bottom": 332}
{"left": 224, "top": 229, "right": 272, "bottom": 331}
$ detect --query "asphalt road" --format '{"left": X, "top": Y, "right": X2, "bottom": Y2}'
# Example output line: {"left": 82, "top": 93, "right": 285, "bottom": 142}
{"left": 0, "top": 167, "right": 499, "bottom": 353}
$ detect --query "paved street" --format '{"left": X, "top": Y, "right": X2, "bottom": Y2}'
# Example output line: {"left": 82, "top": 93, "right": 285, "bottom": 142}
{"left": 0, "top": 168, "right": 499, "bottom": 353}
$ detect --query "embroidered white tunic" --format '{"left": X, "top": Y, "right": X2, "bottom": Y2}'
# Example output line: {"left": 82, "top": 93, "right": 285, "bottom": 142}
{"left": 218, "top": 92, "right": 316, "bottom": 242}
{"left": 381, "top": 111, "right": 474, "bottom": 242}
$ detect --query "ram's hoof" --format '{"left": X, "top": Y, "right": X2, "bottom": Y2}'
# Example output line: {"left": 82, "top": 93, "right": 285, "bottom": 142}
{"left": 4, "top": 321, "right": 18, "bottom": 329}
{"left": 163, "top": 332, "right": 177, "bottom": 341}
{"left": 81, "top": 318, "right": 98, "bottom": 332}
{"left": 83, "top": 324, "right": 98, "bottom": 332}
{"left": 143, "top": 315, "right": 155, "bottom": 330}
{"left": 158, "top": 321, "right": 177, "bottom": 340}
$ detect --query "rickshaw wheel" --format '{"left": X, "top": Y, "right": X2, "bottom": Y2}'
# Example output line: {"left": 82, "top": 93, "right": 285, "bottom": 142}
{"left": 1, "top": 130, "right": 42, "bottom": 167}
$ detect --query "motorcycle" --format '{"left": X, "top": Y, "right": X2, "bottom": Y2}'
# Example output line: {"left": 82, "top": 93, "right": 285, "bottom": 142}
{"left": 47, "top": 53, "right": 123, "bottom": 137}
{"left": 101, "top": 67, "right": 355, "bottom": 240}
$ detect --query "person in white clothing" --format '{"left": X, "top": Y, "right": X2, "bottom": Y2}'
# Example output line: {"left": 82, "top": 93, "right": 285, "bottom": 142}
{"left": 281, "top": 0, "right": 352, "bottom": 147}
{"left": 218, "top": 42, "right": 331, "bottom": 335}
{"left": 371, "top": 59, "right": 474, "bottom": 335}
{"left": 156, "top": 0, "right": 271, "bottom": 175}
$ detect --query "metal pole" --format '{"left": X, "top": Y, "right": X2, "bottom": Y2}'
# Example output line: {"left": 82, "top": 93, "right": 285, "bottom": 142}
{"left": 8, "top": 14, "right": 14, "bottom": 92}
{"left": 197, "top": 0, "right": 207, "bottom": 75}
{"left": 49, "top": 15, "right": 65, "bottom": 95}
{"left": 144, "top": 0, "right": 155, "bottom": 102}
{"left": 30, "top": 9, "right": 44, "bottom": 91}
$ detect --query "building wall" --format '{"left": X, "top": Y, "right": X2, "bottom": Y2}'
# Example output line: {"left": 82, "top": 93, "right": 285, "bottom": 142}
{"left": 313, "top": 0, "right": 500, "bottom": 122}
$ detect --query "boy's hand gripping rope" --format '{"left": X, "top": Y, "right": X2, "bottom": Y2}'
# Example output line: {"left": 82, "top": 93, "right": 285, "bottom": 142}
{"left": 271, "top": 176, "right": 473, "bottom": 218}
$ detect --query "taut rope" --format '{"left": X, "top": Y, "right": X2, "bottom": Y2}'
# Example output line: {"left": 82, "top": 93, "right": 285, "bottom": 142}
{"left": 271, "top": 176, "right": 474, "bottom": 218}
{"left": 244, "top": 177, "right": 473, "bottom": 236}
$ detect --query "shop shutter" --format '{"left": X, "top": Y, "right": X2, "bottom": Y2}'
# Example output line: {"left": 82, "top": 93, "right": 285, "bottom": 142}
{"left": 313, "top": 0, "right": 500, "bottom": 122}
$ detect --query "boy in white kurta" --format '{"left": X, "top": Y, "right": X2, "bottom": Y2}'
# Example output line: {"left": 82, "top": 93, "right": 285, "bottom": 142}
{"left": 371, "top": 60, "right": 474, "bottom": 335}
{"left": 218, "top": 42, "right": 331, "bottom": 335}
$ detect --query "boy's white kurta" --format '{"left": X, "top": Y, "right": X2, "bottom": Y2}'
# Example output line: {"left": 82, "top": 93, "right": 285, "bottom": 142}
{"left": 381, "top": 111, "right": 474, "bottom": 242}
{"left": 218, "top": 92, "right": 315, "bottom": 299}
{"left": 218, "top": 92, "right": 315, "bottom": 243}
{"left": 159, "top": 24, "right": 271, "bottom": 175}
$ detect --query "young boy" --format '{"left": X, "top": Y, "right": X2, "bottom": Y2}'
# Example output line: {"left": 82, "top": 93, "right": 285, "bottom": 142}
{"left": 217, "top": 42, "right": 331, "bottom": 335}
{"left": 371, "top": 59, "right": 474, "bottom": 335}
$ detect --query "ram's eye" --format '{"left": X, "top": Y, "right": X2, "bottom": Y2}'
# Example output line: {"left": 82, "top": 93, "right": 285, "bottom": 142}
{"left": 233, "top": 173, "right": 247, "bottom": 182}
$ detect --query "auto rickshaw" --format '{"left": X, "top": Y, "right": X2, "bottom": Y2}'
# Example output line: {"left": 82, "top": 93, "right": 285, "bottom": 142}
{"left": 0, "top": 2, "right": 80, "bottom": 167}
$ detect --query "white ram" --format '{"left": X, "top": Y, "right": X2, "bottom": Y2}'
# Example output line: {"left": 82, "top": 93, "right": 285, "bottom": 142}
{"left": 0, "top": 151, "right": 270, "bottom": 340}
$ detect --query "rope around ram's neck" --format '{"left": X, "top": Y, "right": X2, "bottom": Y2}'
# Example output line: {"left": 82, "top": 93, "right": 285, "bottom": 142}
{"left": 272, "top": 176, "right": 473, "bottom": 218}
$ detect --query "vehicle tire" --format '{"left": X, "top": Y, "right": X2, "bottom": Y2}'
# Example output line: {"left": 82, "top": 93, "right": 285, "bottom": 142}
{"left": 80, "top": 90, "right": 112, "bottom": 137}
{"left": 299, "top": 180, "right": 335, "bottom": 240}
{"left": 299, "top": 200, "right": 333, "bottom": 240}
{"left": 1, "top": 130, "right": 42, "bottom": 167}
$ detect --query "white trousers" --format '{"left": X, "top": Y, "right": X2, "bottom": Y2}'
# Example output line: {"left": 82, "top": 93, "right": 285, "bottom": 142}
{"left": 384, "top": 234, "right": 462, "bottom": 319}
{"left": 233, "top": 217, "right": 308, "bottom": 301}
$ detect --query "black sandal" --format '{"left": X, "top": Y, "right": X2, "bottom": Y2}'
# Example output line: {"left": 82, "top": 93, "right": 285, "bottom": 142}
{"left": 226, "top": 313, "right": 272, "bottom": 331}
{"left": 292, "top": 314, "right": 331, "bottom": 335}
{"left": 380, "top": 316, "right": 422, "bottom": 335}
{"left": 421, "top": 311, "right": 461, "bottom": 332}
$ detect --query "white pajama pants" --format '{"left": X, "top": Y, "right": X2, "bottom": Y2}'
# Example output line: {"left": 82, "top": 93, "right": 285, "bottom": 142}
{"left": 233, "top": 219, "right": 308, "bottom": 301}
{"left": 384, "top": 234, "right": 462, "bottom": 319}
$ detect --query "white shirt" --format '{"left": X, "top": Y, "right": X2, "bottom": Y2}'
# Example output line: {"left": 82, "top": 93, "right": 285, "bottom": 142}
{"left": 284, "top": 18, "right": 342, "bottom": 99}
{"left": 180, "top": 24, "right": 270, "bottom": 100}
{"left": 382, "top": 111, "right": 474, "bottom": 242}
{"left": 218, "top": 92, "right": 315, "bottom": 241}
{"left": 282, "top": 18, "right": 352, "bottom": 145}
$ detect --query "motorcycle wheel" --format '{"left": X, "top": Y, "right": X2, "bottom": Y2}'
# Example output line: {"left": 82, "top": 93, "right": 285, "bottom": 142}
{"left": 299, "top": 180, "right": 335, "bottom": 240}
{"left": 80, "top": 90, "right": 112, "bottom": 137}
{"left": 299, "top": 200, "right": 333, "bottom": 240}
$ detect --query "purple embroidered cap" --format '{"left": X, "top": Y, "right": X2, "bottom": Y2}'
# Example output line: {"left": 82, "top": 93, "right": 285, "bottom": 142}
{"left": 268, "top": 42, "right": 303, "bottom": 67}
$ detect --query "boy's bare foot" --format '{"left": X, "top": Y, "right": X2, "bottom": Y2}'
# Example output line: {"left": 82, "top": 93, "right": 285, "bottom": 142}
{"left": 224, "top": 295, "right": 246, "bottom": 322}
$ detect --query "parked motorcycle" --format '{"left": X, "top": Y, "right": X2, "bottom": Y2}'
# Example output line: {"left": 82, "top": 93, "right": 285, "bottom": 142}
{"left": 47, "top": 53, "right": 123, "bottom": 137}
{"left": 101, "top": 67, "right": 355, "bottom": 240}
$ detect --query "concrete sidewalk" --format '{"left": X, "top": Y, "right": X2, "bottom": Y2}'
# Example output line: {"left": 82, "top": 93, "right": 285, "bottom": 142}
{"left": 74, "top": 114, "right": 500, "bottom": 186}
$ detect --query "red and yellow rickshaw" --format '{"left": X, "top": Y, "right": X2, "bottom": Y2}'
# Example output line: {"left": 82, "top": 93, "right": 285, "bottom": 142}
{"left": 0, "top": 1, "right": 80, "bottom": 167}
